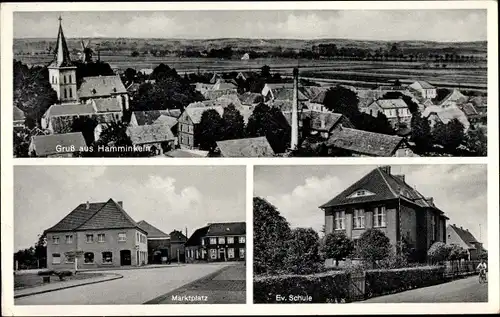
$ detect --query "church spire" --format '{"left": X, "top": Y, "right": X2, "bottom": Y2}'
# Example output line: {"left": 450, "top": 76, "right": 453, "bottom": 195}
{"left": 53, "top": 16, "right": 73, "bottom": 67}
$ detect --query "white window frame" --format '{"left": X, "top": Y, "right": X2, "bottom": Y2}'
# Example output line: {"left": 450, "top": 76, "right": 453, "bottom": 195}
{"left": 373, "top": 206, "right": 387, "bottom": 228}
{"left": 227, "top": 236, "right": 234, "bottom": 244}
{"left": 218, "top": 237, "right": 225, "bottom": 244}
{"left": 209, "top": 237, "right": 217, "bottom": 245}
{"left": 65, "top": 235, "right": 73, "bottom": 244}
{"left": 239, "top": 236, "right": 246, "bottom": 244}
{"left": 334, "top": 211, "right": 345, "bottom": 230}
{"left": 353, "top": 209, "right": 366, "bottom": 229}
{"left": 52, "top": 253, "right": 61, "bottom": 264}
{"left": 228, "top": 248, "right": 235, "bottom": 259}
{"left": 118, "top": 233, "right": 127, "bottom": 242}
{"left": 98, "top": 233, "right": 105, "bottom": 243}
{"left": 52, "top": 236, "right": 60, "bottom": 245}
{"left": 86, "top": 234, "right": 94, "bottom": 243}
{"left": 201, "top": 238, "right": 205, "bottom": 246}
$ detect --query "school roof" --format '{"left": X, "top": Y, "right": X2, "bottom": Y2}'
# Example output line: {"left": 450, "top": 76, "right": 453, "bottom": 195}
{"left": 326, "top": 128, "right": 404, "bottom": 157}
{"left": 216, "top": 137, "right": 275, "bottom": 157}
{"left": 30, "top": 132, "right": 86, "bottom": 156}
{"left": 45, "top": 199, "right": 145, "bottom": 233}
{"left": 137, "top": 220, "right": 170, "bottom": 239}
{"left": 371, "top": 99, "right": 409, "bottom": 109}
{"left": 319, "top": 166, "right": 447, "bottom": 215}
{"left": 126, "top": 124, "right": 175, "bottom": 145}
{"left": 205, "top": 222, "right": 246, "bottom": 237}
{"left": 78, "top": 75, "right": 127, "bottom": 98}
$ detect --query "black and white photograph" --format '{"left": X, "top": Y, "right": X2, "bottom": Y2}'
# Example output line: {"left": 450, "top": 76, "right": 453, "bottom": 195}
{"left": 13, "top": 165, "right": 246, "bottom": 305}
{"left": 253, "top": 164, "right": 488, "bottom": 303}
{"left": 12, "top": 9, "right": 487, "bottom": 158}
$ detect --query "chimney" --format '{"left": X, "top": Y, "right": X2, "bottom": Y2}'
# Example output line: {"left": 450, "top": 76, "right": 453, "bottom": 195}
{"left": 290, "top": 67, "right": 299, "bottom": 150}
{"left": 460, "top": 226, "right": 463, "bottom": 230}
{"left": 394, "top": 174, "right": 405, "bottom": 182}
{"left": 117, "top": 201, "right": 123, "bottom": 208}
{"left": 86, "top": 201, "right": 90, "bottom": 210}
{"left": 380, "top": 165, "right": 391, "bottom": 174}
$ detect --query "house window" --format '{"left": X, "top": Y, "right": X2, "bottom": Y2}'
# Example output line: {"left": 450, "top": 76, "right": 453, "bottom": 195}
{"left": 102, "top": 252, "right": 113, "bottom": 264}
{"left": 227, "top": 237, "right": 234, "bottom": 244}
{"left": 98, "top": 233, "right": 105, "bottom": 242}
{"left": 137, "top": 232, "right": 139, "bottom": 242}
{"left": 84, "top": 252, "right": 94, "bottom": 264}
{"left": 65, "top": 254, "right": 74, "bottom": 263}
{"left": 373, "top": 206, "right": 387, "bottom": 227}
{"left": 353, "top": 209, "right": 365, "bottom": 229}
{"left": 353, "top": 239, "right": 360, "bottom": 251}
{"left": 228, "top": 248, "right": 235, "bottom": 259}
{"left": 52, "top": 236, "right": 60, "bottom": 244}
{"left": 86, "top": 234, "right": 94, "bottom": 243}
{"left": 210, "top": 237, "right": 217, "bottom": 245}
{"left": 218, "top": 237, "right": 225, "bottom": 244}
{"left": 69, "top": 88, "right": 73, "bottom": 98}
{"left": 118, "top": 233, "right": 127, "bottom": 242}
{"left": 52, "top": 253, "right": 61, "bottom": 264}
{"left": 210, "top": 249, "right": 217, "bottom": 259}
{"left": 239, "top": 236, "right": 246, "bottom": 244}
{"left": 69, "top": 75, "right": 72, "bottom": 83}
{"left": 239, "top": 248, "right": 245, "bottom": 258}
{"left": 201, "top": 238, "right": 205, "bottom": 246}
{"left": 334, "top": 211, "right": 345, "bottom": 230}
{"left": 64, "top": 88, "right": 68, "bottom": 99}
{"left": 65, "top": 235, "right": 73, "bottom": 244}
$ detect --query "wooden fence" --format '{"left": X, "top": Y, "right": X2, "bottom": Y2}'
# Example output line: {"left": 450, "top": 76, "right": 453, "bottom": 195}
{"left": 444, "top": 260, "right": 481, "bottom": 278}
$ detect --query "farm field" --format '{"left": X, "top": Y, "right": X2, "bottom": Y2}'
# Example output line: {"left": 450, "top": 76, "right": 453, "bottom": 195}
{"left": 15, "top": 54, "right": 487, "bottom": 91}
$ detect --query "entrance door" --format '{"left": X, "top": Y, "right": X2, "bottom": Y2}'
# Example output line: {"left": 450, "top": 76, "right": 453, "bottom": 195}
{"left": 219, "top": 249, "right": 225, "bottom": 262}
{"left": 120, "top": 250, "right": 131, "bottom": 266}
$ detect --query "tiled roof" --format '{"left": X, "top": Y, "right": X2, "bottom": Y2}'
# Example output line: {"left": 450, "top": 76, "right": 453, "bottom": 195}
{"left": 45, "top": 103, "right": 96, "bottom": 117}
{"left": 165, "top": 149, "right": 209, "bottom": 158}
{"left": 272, "top": 87, "right": 309, "bottom": 101}
{"left": 14, "top": 106, "right": 25, "bottom": 121}
{"left": 92, "top": 98, "right": 122, "bottom": 112}
{"left": 449, "top": 224, "right": 479, "bottom": 249}
{"left": 126, "top": 124, "right": 175, "bottom": 145}
{"left": 46, "top": 199, "right": 143, "bottom": 233}
{"left": 185, "top": 106, "right": 224, "bottom": 124}
{"left": 185, "top": 226, "right": 210, "bottom": 246}
{"left": 154, "top": 114, "right": 179, "bottom": 127}
{"left": 459, "top": 103, "right": 479, "bottom": 117}
{"left": 170, "top": 230, "right": 187, "bottom": 242}
{"left": 137, "top": 220, "right": 170, "bottom": 239}
{"left": 239, "top": 92, "right": 263, "bottom": 105}
{"left": 439, "top": 89, "right": 469, "bottom": 106}
{"left": 216, "top": 137, "right": 275, "bottom": 157}
{"left": 213, "top": 79, "right": 237, "bottom": 90}
{"left": 206, "top": 222, "right": 246, "bottom": 237}
{"left": 132, "top": 110, "right": 181, "bottom": 126}
{"left": 373, "top": 99, "right": 409, "bottom": 109}
{"left": 410, "top": 81, "right": 435, "bottom": 90}
{"left": 422, "top": 105, "right": 469, "bottom": 129}
{"left": 319, "top": 166, "right": 437, "bottom": 209}
{"left": 78, "top": 75, "right": 127, "bottom": 98}
{"left": 30, "top": 132, "right": 87, "bottom": 156}
{"left": 326, "top": 128, "right": 403, "bottom": 157}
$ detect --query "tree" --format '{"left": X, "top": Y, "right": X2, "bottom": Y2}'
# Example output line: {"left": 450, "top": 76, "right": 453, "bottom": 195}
{"left": 466, "top": 127, "right": 487, "bottom": 156}
{"left": 71, "top": 116, "right": 99, "bottom": 146}
{"left": 448, "top": 244, "right": 467, "bottom": 262}
{"left": 123, "top": 68, "right": 137, "bottom": 83}
{"left": 261, "top": 65, "right": 271, "bottom": 78}
{"left": 196, "top": 109, "right": 224, "bottom": 152}
{"left": 320, "top": 231, "right": 354, "bottom": 267}
{"left": 427, "top": 242, "right": 451, "bottom": 264}
{"left": 323, "top": 86, "right": 360, "bottom": 122}
{"left": 246, "top": 103, "right": 290, "bottom": 153}
{"left": 13, "top": 129, "right": 30, "bottom": 158}
{"left": 357, "top": 228, "right": 391, "bottom": 268}
{"left": 74, "top": 60, "right": 114, "bottom": 88}
{"left": 411, "top": 112, "right": 432, "bottom": 151}
{"left": 283, "top": 228, "right": 323, "bottom": 275}
{"left": 221, "top": 104, "right": 245, "bottom": 140}
{"left": 131, "top": 50, "right": 140, "bottom": 57}
{"left": 432, "top": 119, "right": 465, "bottom": 152}
{"left": 253, "top": 197, "right": 292, "bottom": 275}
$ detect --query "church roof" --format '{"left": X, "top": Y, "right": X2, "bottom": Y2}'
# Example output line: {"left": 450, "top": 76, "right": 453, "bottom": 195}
{"left": 49, "top": 18, "right": 74, "bottom": 68}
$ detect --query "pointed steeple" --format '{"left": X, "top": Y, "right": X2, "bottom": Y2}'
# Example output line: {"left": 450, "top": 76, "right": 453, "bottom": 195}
{"left": 52, "top": 16, "right": 73, "bottom": 67}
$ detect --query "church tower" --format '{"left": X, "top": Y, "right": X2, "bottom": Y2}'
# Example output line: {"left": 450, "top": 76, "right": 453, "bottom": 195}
{"left": 48, "top": 17, "right": 78, "bottom": 103}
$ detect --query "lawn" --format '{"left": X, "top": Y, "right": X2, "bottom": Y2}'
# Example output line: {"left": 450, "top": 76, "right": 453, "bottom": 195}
{"left": 14, "top": 272, "right": 104, "bottom": 290}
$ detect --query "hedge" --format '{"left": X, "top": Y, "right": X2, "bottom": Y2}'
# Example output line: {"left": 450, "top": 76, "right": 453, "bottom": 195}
{"left": 254, "top": 271, "right": 350, "bottom": 303}
{"left": 37, "top": 270, "right": 55, "bottom": 276}
{"left": 365, "top": 266, "right": 446, "bottom": 298}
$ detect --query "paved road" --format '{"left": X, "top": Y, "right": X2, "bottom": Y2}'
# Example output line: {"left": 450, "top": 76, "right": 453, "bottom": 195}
{"left": 15, "top": 263, "right": 230, "bottom": 305}
{"left": 147, "top": 263, "right": 246, "bottom": 304}
{"left": 363, "top": 275, "right": 488, "bottom": 303}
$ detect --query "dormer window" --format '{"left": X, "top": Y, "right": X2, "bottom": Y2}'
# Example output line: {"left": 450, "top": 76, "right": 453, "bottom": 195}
{"left": 347, "top": 189, "right": 375, "bottom": 199}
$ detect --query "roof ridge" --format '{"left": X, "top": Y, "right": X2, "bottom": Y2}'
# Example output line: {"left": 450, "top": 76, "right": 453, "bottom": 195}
{"left": 74, "top": 199, "right": 111, "bottom": 230}
{"left": 376, "top": 167, "right": 399, "bottom": 198}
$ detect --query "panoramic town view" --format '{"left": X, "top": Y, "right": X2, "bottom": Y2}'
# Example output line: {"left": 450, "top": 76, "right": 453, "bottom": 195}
{"left": 13, "top": 10, "right": 487, "bottom": 158}
{"left": 253, "top": 164, "right": 488, "bottom": 303}
{"left": 13, "top": 166, "right": 246, "bottom": 304}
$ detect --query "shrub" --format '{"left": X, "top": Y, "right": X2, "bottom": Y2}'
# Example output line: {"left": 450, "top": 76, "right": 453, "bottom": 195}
{"left": 283, "top": 228, "right": 323, "bottom": 275}
{"left": 320, "top": 231, "right": 354, "bottom": 267}
{"left": 427, "top": 242, "right": 451, "bottom": 264}
{"left": 357, "top": 229, "right": 391, "bottom": 268}
{"left": 54, "top": 270, "right": 73, "bottom": 280}
{"left": 365, "top": 266, "right": 446, "bottom": 298}
{"left": 37, "top": 270, "right": 55, "bottom": 276}
{"left": 254, "top": 271, "right": 350, "bottom": 303}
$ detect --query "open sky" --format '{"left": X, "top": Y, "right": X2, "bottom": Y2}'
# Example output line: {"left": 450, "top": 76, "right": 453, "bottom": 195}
{"left": 14, "top": 166, "right": 246, "bottom": 251}
{"left": 254, "top": 165, "right": 488, "bottom": 248}
{"left": 14, "top": 10, "right": 486, "bottom": 41}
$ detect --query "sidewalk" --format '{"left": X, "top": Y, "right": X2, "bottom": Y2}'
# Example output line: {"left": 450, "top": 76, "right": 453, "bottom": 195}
{"left": 15, "top": 273, "right": 123, "bottom": 298}
{"left": 79, "top": 263, "right": 185, "bottom": 272}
